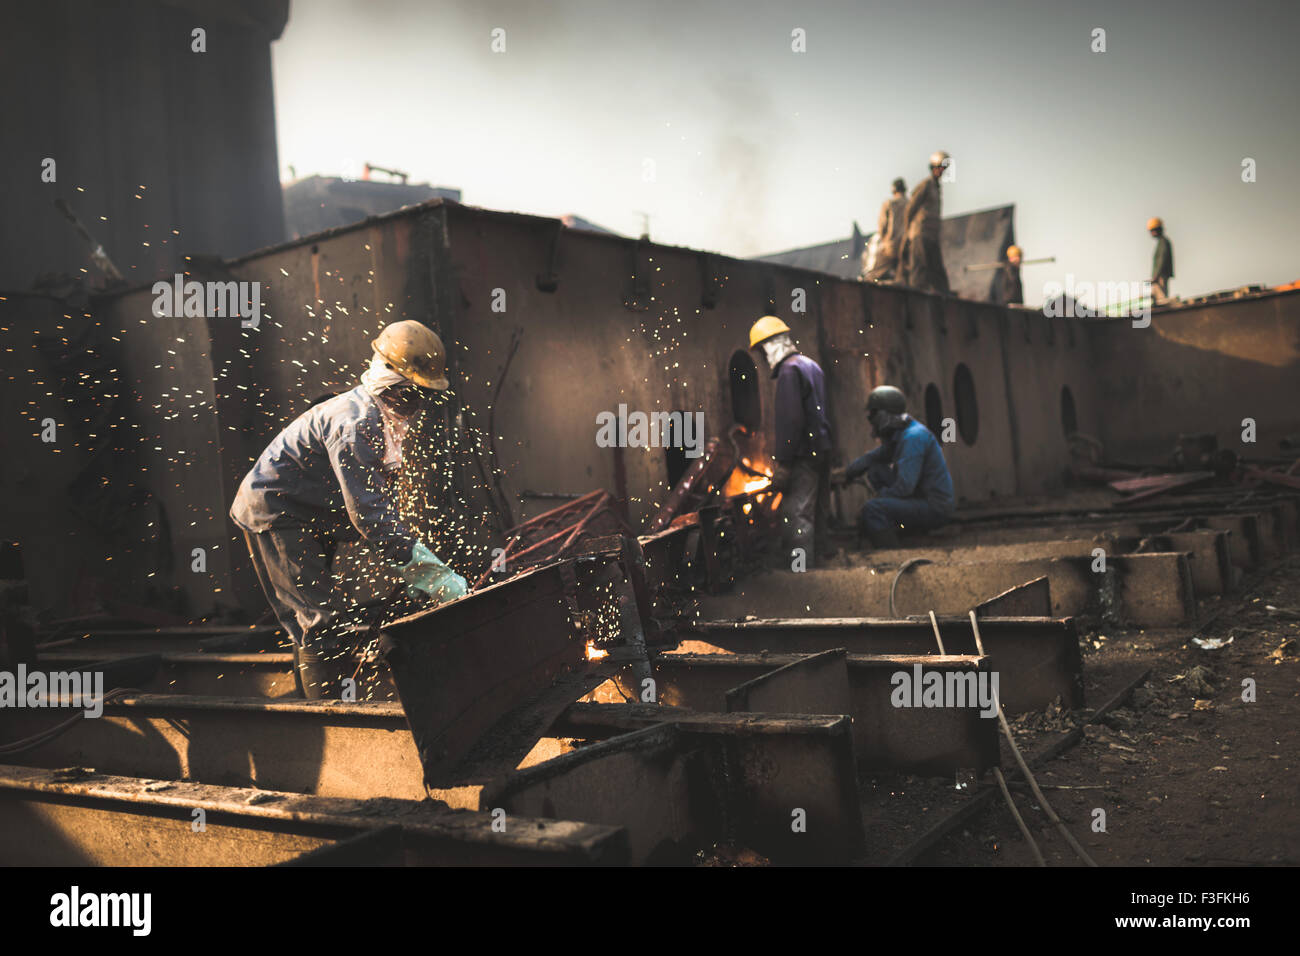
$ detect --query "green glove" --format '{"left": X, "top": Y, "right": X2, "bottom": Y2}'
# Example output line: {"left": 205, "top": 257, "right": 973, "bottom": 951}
{"left": 398, "top": 543, "right": 468, "bottom": 604}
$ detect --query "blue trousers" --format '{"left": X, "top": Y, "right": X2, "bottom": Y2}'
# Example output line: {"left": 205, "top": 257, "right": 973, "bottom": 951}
{"left": 858, "top": 462, "right": 951, "bottom": 544}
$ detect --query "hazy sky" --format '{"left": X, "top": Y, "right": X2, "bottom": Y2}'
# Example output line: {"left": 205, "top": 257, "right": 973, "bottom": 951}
{"left": 272, "top": 0, "right": 1299, "bottom": 305}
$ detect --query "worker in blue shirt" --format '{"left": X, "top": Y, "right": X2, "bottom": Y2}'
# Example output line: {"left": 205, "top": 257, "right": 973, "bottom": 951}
{"left": 838, "top": 385, "right": 955, "bottom": 548}
{"left": 230, "top": 320, "right": 468, "bottom": 698}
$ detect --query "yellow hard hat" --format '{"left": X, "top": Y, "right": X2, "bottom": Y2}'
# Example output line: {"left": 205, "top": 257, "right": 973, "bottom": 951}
{"left": 1006, "top": 245, "right": 1022, "bottom": 263}
{"left": 1147, "top": 217, "right": 1163, "bottom": 231}
{"left": 371, "top": 320, "right": 450, "bottom": 390}
{"left": 749, "top": 315, "right": 791, "bottom": 349}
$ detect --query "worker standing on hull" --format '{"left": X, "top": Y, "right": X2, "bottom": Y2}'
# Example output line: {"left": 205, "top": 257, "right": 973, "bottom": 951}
{"left": 230, "top": 320, "right": 468, "bottom": 699}
{"left": 1148, "top": 217, "right": 1174, "bottom": 305}
{"left": 901, "top": 151, "right": 951, "bottom": 295}
{"left": 836, "top": 386, "right": 955, "bottom": 549}
{"left": 748, "top": 316, "right": 834, "bottom": 565}
{"left": 995, "top": 244, "right": 1025, "bottom": 306}
{"left": 863, "top": 178, "right": 907, "bottom": 282}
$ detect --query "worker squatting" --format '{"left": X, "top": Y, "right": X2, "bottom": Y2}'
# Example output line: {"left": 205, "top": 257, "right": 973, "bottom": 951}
{"left": 232, "top": 312, "right": 958, "bottom": 700}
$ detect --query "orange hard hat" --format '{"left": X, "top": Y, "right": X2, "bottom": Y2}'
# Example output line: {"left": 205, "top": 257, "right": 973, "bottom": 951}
{"left": 1147, "top": 217, "right": 1163, "bottom": 231}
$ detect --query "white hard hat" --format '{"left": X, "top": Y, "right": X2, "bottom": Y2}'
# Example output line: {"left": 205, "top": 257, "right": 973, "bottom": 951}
{"left": 929, "top": 150, "right": 951, "bottom": 167}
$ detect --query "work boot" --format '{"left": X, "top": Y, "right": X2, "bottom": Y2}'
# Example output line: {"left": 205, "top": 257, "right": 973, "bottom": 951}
{"left": 293, "top": 642, "right": 357, "bottom": 700}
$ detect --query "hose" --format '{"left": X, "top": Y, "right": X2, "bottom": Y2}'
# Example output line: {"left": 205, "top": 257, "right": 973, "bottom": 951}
{"left": 969, "top": 611, "right": 1099, "bottom": 867}
{"left": 889, "top": 558, "right": 932, "bottom": 617}
{"left": 927, "top": 609, "right": 1044, "bottom": 866}
{"left": 0, "top": 687, "right": 139, "bottom": 756}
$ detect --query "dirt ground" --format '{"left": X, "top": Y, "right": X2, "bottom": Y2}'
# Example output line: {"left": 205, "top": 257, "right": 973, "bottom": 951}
{"left": 918, "top": 553, "right": 1300, "bottom": 866}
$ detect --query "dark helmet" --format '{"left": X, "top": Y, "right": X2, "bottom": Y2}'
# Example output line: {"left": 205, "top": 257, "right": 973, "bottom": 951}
{"left": 866, "top": 385, "right": 907, "bottom": 415}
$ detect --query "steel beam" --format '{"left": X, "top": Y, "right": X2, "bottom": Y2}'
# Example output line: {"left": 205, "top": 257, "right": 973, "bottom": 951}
{"left": 483, "top": 724, "right": 702, "bottom": 865}
{"left": 698, "top": 553, "right": 1196, "bottom": 626}
{"left": 2, "top": 694, "right": 424, "bottom": 799}
{"left": 589, "top": 652, "right": 999, "bottom": 775}
{"left": 35, "top": 650, "right": 297, "bottom": 698}
{"left": 677, "top": 617, "right": 1083, "bottom": 713}
{"left": 0, "top": 765, "right": 628, "bottom": 866}
{"left": 544, "top": 706, "right": 866, "bottom": 863}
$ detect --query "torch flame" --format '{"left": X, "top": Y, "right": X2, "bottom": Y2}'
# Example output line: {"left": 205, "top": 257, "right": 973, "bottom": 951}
{"left": 585, "top": 640, "right": 609, "bottom": 661}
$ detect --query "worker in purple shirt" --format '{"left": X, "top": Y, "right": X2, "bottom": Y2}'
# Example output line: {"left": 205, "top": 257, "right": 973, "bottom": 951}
{"left": 836, "top": 385, "right": 955, "bottom": 548}
{"left": 748, "top": 315, "right": 834, "bottom": 564}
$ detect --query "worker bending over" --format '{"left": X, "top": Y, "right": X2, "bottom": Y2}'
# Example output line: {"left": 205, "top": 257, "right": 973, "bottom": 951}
{"left": 230, "top": 320, "right": 468, "bottom": 699}
{"left": 839, "top": 385, "right": 955, "bottom": 548}
{"left": 863, "top": 178, "right": 907, "bottom": 282}
{"left": 748, "top": 315, "right": 834, "bottom": 564}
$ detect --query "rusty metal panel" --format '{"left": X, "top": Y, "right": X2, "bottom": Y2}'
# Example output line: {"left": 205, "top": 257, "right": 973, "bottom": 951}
{"left": 725, "top": 648, "right": 851, "bottom": 717}
{"left": 1113, "top": 552, "right": 1197, "bottom": 626}
{"left": 974, "top": 576, "right": 1053, "bottom": 617}
{"left": 483, "top": 724, "right": 701, "bottom": 865}
{"left": 548, "top": 705, "right": 865, "bottom": 863}
{"left": 844, "top": 655, "right": 1000, "bottom": 775}
{"left": 380, "top": 561, "right": 587, "bottom": 786}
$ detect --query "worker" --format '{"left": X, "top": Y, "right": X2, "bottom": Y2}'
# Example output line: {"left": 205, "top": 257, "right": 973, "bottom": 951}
{"left": 1148, "top": 217, "right": 1174, "bottom": 305}
{"left": 835, "top": 385, "right": 955, "bottom": 548}
{"left": 901, "top": 151, "right": 951, "bottom": 295}
{"left": 748, "top": 315, "right": 834, "bottom": 564}
{"left": 863, "top": 178, "right": 907, "bottom": 282}
{"left": 994, "top": 244, "right": 1025, "bottom": 305}
{"left": 230, "top": 320, "right": 468, "bottom": 699}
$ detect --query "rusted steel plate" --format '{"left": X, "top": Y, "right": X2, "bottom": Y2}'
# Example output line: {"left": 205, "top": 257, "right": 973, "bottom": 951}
{"left": 379, "top": 561, "right": 588, "bottom": 787}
